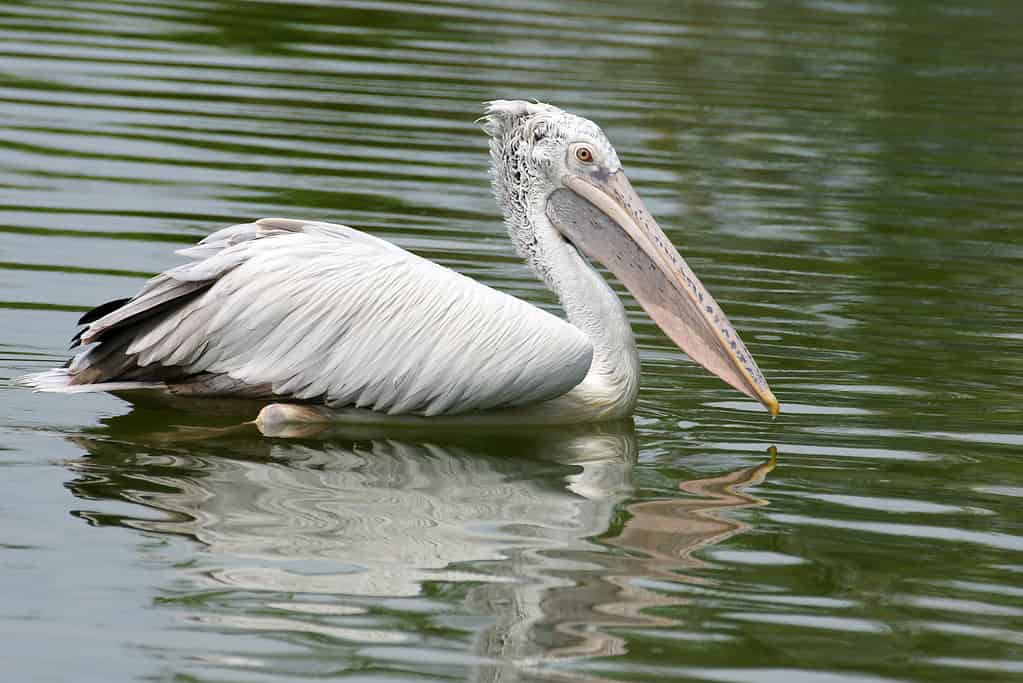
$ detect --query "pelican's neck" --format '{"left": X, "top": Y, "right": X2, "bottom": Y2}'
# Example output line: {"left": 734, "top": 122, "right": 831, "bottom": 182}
{"left": 528, "top": 214, "right": 640, "bottom": 416}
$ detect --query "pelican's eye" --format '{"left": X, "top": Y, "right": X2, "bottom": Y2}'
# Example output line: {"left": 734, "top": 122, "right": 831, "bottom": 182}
{"left": 575, "top": 146, "right": 594, "bottom": 163}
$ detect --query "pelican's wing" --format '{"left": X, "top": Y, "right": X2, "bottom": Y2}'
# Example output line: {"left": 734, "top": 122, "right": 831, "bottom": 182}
{"left": 67, "top": 218, "right": 593, "bottom": 415}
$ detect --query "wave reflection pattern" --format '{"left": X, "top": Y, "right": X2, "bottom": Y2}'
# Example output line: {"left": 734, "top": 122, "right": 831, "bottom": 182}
{"left": 66, "top": 406, "right": 773, "bottom": 679}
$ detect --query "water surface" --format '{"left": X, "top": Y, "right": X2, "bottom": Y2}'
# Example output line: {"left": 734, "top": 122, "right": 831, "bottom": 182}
{"left": 2, "top": 1, "right": 1022, "bottom": 681}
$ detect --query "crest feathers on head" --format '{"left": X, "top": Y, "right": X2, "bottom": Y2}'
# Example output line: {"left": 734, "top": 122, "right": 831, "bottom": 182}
{"left": 479, "top": 100, "right": 562, "bottom": 138}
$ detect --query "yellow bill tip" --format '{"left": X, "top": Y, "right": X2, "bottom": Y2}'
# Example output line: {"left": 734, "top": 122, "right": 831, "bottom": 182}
{"left": 765, "top": 392, "right": 781, "bottom": 418}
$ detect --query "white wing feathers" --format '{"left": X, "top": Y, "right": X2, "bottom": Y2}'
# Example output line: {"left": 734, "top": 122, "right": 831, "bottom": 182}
{"left": 75, "top": 218, "right": 593, "bottom": 416}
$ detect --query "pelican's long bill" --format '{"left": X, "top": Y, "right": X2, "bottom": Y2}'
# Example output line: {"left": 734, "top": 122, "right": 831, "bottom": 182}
{"left": 546, "top": 170, "right": 780, "bottom": 416}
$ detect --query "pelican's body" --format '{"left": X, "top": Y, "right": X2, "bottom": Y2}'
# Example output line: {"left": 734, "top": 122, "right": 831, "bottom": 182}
{"left": 22, "top": 101, "right": 778, "bottom": 424}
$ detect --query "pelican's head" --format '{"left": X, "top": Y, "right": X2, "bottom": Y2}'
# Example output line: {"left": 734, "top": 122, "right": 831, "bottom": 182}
{"left": 481, "top": 100, "right": 779, "bottom": 416}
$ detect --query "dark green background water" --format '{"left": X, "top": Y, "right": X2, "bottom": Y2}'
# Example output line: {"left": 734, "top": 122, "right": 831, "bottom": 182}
{"left": 2, "top": 1, "right": 1021, "bottom": 681}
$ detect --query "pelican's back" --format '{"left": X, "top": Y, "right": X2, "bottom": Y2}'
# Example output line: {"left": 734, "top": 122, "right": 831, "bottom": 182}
{"left": 23, "top": 219, "right": 594, "bottom": 416}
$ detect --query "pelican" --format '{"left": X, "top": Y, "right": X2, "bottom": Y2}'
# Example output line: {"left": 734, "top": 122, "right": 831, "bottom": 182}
{"left": 22, "top": 101, "right": 779, "bottom": 425}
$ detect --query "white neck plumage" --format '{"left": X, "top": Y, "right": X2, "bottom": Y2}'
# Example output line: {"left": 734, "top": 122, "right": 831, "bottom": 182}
{"left": 522, "top": 209, "right": 640, "bottom": 420}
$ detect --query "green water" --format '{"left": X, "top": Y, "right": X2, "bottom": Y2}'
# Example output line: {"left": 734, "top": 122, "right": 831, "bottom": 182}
{"left": 2, "top": 1, "right": 1022, "bottom": 681}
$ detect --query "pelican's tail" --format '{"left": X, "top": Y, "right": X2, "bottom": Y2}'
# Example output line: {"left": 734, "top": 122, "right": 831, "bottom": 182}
{"left": 18, "top": 368, "right": 165, "bottom": 393}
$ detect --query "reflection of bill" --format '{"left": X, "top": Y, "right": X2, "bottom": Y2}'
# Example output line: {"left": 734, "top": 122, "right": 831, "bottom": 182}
{"left": 64, "top": 400, "right": 773, "bottom": 680}
{"left": 507, "top": 448, "right": 777, "bottom": 667}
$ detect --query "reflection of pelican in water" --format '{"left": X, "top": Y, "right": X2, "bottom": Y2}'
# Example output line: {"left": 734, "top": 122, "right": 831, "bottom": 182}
{"left": 66, "top": 402, "right": 774, "bottom": 680}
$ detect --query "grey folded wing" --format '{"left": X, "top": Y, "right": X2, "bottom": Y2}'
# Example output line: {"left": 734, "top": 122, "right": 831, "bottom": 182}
{"left": 70, "top": 218, "right": 593, "bottom": 415}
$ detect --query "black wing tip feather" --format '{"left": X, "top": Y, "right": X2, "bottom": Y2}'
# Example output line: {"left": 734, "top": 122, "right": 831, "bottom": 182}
{"left": 71, "top": 296, "right": 133, "bottom": 348}
{"left": 78, "top": 297, "right": 133, "bottom": 326}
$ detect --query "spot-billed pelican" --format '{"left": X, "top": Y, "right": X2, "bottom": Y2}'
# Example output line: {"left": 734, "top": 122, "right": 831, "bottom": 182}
{"left": 22, "top": 101, "right": 779, "bottom": 425}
